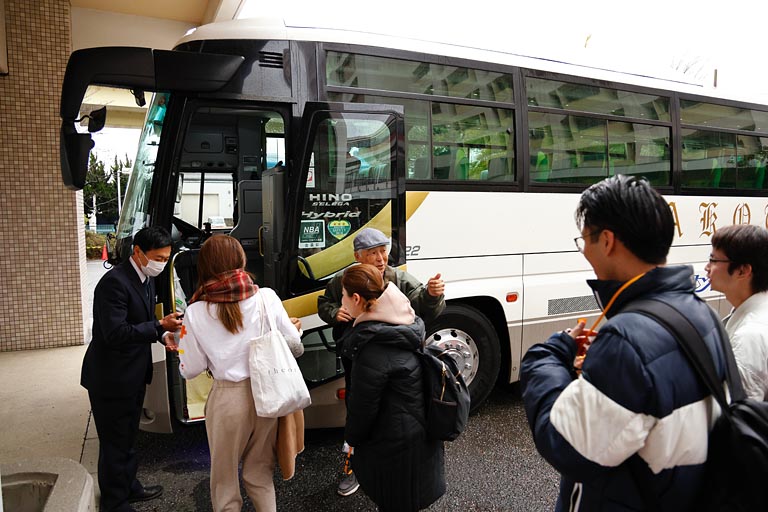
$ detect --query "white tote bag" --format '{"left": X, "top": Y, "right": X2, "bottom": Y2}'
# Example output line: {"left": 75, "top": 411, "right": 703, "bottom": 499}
{"left": 248, "top": 293, "right": 311, "bottom": 418}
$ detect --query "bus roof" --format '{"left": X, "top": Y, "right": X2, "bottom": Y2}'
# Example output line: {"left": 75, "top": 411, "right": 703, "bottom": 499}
{"left": 176, "top": 16, "right": 755, "bottom": 103}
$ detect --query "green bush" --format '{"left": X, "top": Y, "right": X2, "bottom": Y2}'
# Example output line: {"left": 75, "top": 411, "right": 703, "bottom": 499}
{"left": 85, "top": 231, "right": 107, "bottom": 260}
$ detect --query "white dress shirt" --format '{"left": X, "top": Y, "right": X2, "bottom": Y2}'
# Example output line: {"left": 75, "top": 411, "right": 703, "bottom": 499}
{"left": 179, "top": 288, "right": 303, "bottom": 382}
{"left": 725, "top": 291, "right": 768, "bottom": 400}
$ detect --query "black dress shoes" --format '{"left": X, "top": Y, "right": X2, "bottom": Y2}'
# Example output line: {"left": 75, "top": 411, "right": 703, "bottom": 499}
{"left": 128, "top": 484, "right": 164, "bottom": 503}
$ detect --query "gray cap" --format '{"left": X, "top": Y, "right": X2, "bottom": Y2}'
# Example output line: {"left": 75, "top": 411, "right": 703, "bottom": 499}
{"left": 353, "top": 228, "right": 389, "bottom": 252}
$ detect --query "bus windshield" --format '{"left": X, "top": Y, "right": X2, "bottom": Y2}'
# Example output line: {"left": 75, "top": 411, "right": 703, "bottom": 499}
{"left": 116, "top": 93, "right": 169, "bottom": 240}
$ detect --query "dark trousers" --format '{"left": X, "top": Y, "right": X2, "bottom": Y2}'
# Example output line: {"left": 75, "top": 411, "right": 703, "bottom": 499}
{"left": 88, "top": 388, "right": 146, "bottom": 512}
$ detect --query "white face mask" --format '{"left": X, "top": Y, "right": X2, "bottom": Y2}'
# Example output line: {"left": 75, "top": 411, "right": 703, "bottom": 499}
{"left": 139, "top": 251, "right": 167, "bottom": 277}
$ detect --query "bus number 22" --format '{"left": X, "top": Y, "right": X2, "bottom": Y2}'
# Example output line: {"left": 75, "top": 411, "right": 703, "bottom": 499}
{"left": 405, "top": 245, "right": 421, "bottom": 257}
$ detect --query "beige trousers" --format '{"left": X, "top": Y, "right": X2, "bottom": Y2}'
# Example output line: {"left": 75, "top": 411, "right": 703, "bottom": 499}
{"left": 205, "top": 379, "right": 278, "bottom": 512}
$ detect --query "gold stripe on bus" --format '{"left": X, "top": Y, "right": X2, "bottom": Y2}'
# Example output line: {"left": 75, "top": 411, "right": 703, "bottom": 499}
{"left": 283, "top": 290, "right": 326, "bottom": 318}
{"left": 303, "top": 202, "right": 392, "bottom": 278}
{"left": 300, "top": 191, "right": 430, "bottom": 280}
{"left": 405, "top": 191, "right": 429, "bottom": 219}
{"left": 287, "top": 192, "right": 427, "bottom": 316}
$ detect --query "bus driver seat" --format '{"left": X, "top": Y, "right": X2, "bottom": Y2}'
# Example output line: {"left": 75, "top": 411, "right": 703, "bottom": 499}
{"left": 229, "top": 179, "right": 264, "bottom": 282}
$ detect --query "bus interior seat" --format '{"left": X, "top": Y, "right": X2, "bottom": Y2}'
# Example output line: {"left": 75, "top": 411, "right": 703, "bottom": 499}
{"left": 433, "top": 151, "right": 451, "bottom": 180}
{"left": 487, "top": 157, "right": 509, "bottom": 181}
{"left": 344, "top": 155, "right": 362, "bottom": 188}
{"left": 451, "top": 148, "right": 468, "bottom": 180}
{"left": 710, "top": 157, "right": 723, "bottom": 188}
{"left": 755, "top": 161, "right": 766, "bottom": 189}
{"left": 172, "top": 250, "right": 199, "bottom": 305}
{"left": 230, "top": 180, "right": 264, "bottom": 280}
{"left": 413, "top": 157, "right": 430, "bottom": 179}
{"left": 370, "top": 163, "right": 390, "bottom": 182}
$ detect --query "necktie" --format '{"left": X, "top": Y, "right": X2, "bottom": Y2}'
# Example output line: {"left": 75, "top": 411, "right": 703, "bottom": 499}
{"left": 144, "top": 279, "right": 151, "bottom": 303}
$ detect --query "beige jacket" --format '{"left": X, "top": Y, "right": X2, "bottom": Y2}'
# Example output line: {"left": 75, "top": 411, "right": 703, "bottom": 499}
{"left": 277, "top": 410, "right": 305, "bottom": 480}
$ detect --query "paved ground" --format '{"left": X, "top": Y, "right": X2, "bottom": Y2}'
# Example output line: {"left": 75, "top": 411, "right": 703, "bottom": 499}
{"left": 130, "top": 382, "right": 560, "bottom": 511}
{"left": 1, "top": 258, "right": 561, "bottom": 511}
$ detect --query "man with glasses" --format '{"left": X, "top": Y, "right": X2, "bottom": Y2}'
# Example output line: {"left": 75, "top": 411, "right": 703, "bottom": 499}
{"left": 706, "top": 224, "right": 768, "bottom": 400}
{"left": 521, "top": 175, "right": 727, "bottom": 511}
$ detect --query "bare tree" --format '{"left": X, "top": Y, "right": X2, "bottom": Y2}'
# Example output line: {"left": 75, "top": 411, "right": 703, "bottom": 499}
{"left": 670, "top": 52, "right": 713, "bottom": 85}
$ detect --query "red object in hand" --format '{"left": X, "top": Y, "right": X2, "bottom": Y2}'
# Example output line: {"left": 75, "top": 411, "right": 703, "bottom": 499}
{"left": 575, "top": 330, "right": 598, "bottom": 357}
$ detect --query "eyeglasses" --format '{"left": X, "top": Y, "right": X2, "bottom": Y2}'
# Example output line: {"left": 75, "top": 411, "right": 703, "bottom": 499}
{"left": 708, "top": 257, "right": 732, "bottom": 264}
{"left": 574, "top": 230, "right": 602, "bottom": 253}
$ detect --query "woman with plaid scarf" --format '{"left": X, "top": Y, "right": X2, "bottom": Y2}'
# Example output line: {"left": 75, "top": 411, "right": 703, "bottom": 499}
{"left": 178, "top": 235, "right": 303, "bottom": 512}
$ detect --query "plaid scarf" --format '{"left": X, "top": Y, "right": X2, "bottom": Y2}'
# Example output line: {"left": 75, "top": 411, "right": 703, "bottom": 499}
{"left": 189, "top": 269, "right": 258, "bottom": 304}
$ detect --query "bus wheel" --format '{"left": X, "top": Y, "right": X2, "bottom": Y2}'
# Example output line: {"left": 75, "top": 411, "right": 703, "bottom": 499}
{"left": 425, "top": 304, "right": 501, "bottom": 412}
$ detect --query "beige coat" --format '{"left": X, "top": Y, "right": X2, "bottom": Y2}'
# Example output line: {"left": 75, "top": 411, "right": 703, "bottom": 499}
{"left": 277, "top": 410, "right": 305, "bottom": 480}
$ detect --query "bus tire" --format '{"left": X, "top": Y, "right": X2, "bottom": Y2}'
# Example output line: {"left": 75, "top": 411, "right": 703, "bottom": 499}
{"left": 425, "top": 303, "right": 501, "bottom": 413}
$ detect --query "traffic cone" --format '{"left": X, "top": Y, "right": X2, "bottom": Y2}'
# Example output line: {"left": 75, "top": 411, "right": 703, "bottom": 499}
{"left": 101, "top": 244, "right": 108, "bottom": 260}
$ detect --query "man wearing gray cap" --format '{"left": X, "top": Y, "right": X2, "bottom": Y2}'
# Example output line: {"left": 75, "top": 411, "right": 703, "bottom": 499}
{"left": 318, "top": 227, "right": 445, "bottom": 496}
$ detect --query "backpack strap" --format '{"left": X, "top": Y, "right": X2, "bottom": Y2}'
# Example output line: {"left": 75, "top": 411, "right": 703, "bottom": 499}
{"left": 705, "top": 304, "right": 746, "bottom": 402}
{"left": 621, "top": 299, "right": 743, "bottom": 413}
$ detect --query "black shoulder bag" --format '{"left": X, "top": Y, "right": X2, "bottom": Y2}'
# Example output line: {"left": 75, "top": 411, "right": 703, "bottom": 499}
{"left": 623, "top": 298, "right": 768, "bottom": 512}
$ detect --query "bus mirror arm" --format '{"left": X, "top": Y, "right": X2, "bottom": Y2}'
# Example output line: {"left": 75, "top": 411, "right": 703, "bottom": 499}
{"left": 74, "top": 106, "right": 107, "bottom": 133}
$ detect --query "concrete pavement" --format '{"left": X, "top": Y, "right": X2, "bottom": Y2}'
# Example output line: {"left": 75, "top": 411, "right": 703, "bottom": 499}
{"left": 1, "top": 260, "right": 108, "bottom": 507}
{"left": 0, "top": 344, "right": 93, "bottom": 465}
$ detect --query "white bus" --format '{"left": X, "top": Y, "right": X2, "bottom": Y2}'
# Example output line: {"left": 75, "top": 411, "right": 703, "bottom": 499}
{"left": 60, "top": 17, "right": 768, "bottom": 433}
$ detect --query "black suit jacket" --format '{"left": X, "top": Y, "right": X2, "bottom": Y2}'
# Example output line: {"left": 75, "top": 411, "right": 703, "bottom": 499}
{"left": 81, "top": 260, "right": 164, "bottom": 397}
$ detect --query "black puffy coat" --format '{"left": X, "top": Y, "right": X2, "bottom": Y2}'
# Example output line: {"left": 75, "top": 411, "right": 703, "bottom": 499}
{"left": 341, "top": 316, "right": 446, "bottom": 512}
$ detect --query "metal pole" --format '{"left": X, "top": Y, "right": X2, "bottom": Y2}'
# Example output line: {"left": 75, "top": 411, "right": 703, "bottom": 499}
{"left": 116, "top": 165, "right": 122, "bottom": 215}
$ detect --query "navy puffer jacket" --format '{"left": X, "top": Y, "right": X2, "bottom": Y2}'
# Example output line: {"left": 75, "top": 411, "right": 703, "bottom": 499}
{"left": 521, "top": 265, "right": 727, "bottom": 512}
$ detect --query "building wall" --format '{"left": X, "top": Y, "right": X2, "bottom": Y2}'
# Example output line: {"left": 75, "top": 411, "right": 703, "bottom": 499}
{"left": 71, "top": 7, "right": 194, "bottom": 51}
{"left": 0, "top": 0, "right": 86, "bottom": 351}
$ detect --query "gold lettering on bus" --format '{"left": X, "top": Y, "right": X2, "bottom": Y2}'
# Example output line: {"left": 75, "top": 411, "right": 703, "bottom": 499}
{"left": 699, "top": 202, "right": 718, "bottom": 237}
{"left": 732, "top": 203, "right": 751, "bottom": 225}
{"left": 765, "top": 204, "right": 768, "bottom": 228}
{"left": 668, "top": 201, "right": 683, "bottom": 238}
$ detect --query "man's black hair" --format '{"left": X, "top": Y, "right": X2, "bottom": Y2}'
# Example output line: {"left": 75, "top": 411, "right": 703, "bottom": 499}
{"left": 575, "top": 175, "right": 674, "bottom": 265}
{"left": 712, "top": 224, "right": 768, "bottom": 293}
{"left": 133, "top": 226, "right": 172, "bottom": 252}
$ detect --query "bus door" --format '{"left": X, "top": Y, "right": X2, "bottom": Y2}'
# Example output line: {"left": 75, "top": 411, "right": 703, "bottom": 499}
{"left": 284, "top": 103, "right": 405, "bottom": 427}
{"left": 166, "top": 102, "right": 290, "bottom": 425}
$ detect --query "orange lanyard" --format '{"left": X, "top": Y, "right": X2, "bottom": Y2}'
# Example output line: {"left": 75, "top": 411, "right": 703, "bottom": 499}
{"left": 588, "top": 272, "right": 646, "bottom": 333}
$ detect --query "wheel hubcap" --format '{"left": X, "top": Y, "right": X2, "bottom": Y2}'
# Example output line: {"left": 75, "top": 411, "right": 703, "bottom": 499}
{"left": 425, "top": 328, "right": 478, "bottom": 385}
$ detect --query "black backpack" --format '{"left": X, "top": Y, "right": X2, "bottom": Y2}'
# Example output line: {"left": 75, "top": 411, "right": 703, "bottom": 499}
{"left": 623, "top": 298, "right": 768, "bottom": 512}
{"left": 417, "top": 344, "right": 471, "bottom": 441}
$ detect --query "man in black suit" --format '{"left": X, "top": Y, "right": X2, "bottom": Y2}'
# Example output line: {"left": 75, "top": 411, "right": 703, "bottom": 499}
{"left": 81, "top": 226, "right": 182, "bottom": 512}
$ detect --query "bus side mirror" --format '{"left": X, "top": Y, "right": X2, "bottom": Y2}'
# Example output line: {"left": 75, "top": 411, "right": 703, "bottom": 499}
{"left": 60, "top": 123, "right": 94, "bottom": 191}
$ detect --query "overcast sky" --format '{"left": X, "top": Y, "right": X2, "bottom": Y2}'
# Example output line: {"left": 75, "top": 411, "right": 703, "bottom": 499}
{"left": 239, "top": 0, "right": 768, "bottom": 104}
